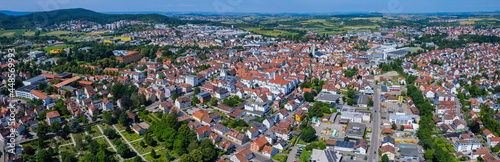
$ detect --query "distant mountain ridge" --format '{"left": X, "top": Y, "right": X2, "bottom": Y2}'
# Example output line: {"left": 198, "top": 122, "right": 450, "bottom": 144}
{"left": 0, "top": 8, "right": 186, "bottom": 29}
{"left": 0, "top": 10, "right": 33, "bottom": 16}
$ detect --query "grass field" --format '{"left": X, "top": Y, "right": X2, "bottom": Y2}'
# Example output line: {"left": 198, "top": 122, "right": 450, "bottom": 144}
{"left": 23, "top": 31, "right": 36, "bottom": 36}
{"left": 41, "top": 31, "right": 82, "bottom": 36}
{"left": 44, "top": 45, "right": 73, "bottom": 52}
{"left": 0, "top": 29, "right": 26, "bottom": 37}
{"left": 241, "top": 27, "right": 298, "bottom": 37}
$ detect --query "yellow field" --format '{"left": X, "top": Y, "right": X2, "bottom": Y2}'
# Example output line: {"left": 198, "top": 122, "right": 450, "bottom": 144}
{"left": 351, "top": 17, "right": 383, "bottom": 21}
{"left": 0, "top": 32, "right": 15, "bottom": 37}
{"left": 23, "top": 31, "right": 36, "bottom": 36}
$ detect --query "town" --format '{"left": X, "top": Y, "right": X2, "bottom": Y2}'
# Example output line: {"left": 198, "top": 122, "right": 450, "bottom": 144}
{"left": 0, "top": 6, "right": 500, "bottom": 162}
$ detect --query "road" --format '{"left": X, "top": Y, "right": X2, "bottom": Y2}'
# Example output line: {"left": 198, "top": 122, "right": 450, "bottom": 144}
{"left": 367, "top": 85, "right": 381, "bottom": 162}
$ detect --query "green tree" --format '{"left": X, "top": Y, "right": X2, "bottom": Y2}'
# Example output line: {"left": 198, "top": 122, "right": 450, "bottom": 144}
{"left": 304, "top": 92, "right": 314, "bottom": 102}
{"left": 344, "top": 136, "right": 349, "bottom": 141}
{"left": 117, "top": 143, "right": 131, "bottom": 157}
{"left": 37, "top": 149, "right": 51, "bottom": 162}
{"left": 151, "top": 149, "right": 157, "bottom": 158}
{"left": 134, "top": 156, "right": 142, "bottom": 162}
{"left": 68, "top": 118, "right": 80, "bottom": 133}
{"left": 171, "top": 92, "right": 178, "bottom": 101}
{"left": 300, "top": 126, "right": 317, "bottom": 142}
{"left": 392, "top": 123, "right": 397, "bottom": 130}
{"left": 50, "top": 121, "right": 61, "bottom": 133}
{"left": 381, "top": 154, "right": 389, "bottom": 162}
{"left": 194, "top": 87, "right": 200, "bottom": 95}
{"left": 192, "top": 96, "right": 200, "bottom": 106}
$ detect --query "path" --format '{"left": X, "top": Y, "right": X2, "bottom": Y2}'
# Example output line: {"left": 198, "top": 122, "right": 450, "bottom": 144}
{"left": 113, "top": 125, "right": 147, "bottom": 161}
{"left": 97, "top": 125, "right": 123, "bottom": 161}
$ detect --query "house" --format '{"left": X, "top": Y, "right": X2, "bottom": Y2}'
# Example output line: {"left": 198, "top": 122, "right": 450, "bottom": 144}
{"left": 453, "top": 140, "right": 481, "bottom": 153}
{"left": 227, "top": 129, "right": 249, "bottom": 145}
{"left": 284, "top": 100, "right": 298, "bottom": 111}
{"left": 214, "top": 88, "right": 230, "bottom": 99}
{"left": 277, "top": 108, "right": 288, "bottom": 119}
{"left": 483, "top": 129, "right": 495, "bottom": 140}
{"left": 175, "top": 97, "right": 191, "bottom": 109}
{"left": 126, "top": 110, "right": 138, "bottom": 123}
{"left": 102, "top": 98, "right": 114, "bottom": 111}
{"left": 272, "top": 140, "right": 291, "bottom": 151}
{"left": 382, "top": 136, "right": 395, "bottom": 147}
{"left": 209, "top": 132, "right": 221, "bottom": 143}
{"left": 251, "top": 121, "right": 267, "bottom": 133}
{"left": 262, "top": 115, "right": 277, "bottom": 128}
{"left": 295, "top": 109, "right": 306, "bottom": 121}
{"left": 354, "top": 139, "right": 368, "bottom": 154}
{"left": 213, "top": 123, "right": 229, "bottom": 135}
{"left": 262, "top": 145, "right": 278, "bottom": 157}
{"left": 250, "top": 136, "right": 268, "bottom": 151}
{"left": 470, "top": 148, "right": 489, "bottom": 160}
{"left": 196, "top": 91, "right": 212, "bottom": 103}
{"left": 218, "top": 139, "right": 235, "bottom": 152}
{"left": 487, "top": 137, "right": 500, "bottom": 147}
{"left": 400, "top": 144, "right": 420, "bottom": 160}
{"left": 46, "top": 111, "right": 61, "bottom": 125}
{"left": 230, "top": 148, "right": 255, "bottom": 162}
{"left": 345, "top": 123, "right": 366, "bottom": 139}
{"left": 381, "top": 145, "right": 396, "bottom": 160}
{"left": 334, "top": 140, "right": 355, "bottom": 151}
{"left": 451, "top": 119, "right": 465, "bottom": 130}
{"left": 132, "top": 122, "right": 150, "bottom": 134}
{"left": 246, "top": 127, "right": 260, "bottom": 139}
{"left": 196, "top": 125, "right": 212, "bottom": 140}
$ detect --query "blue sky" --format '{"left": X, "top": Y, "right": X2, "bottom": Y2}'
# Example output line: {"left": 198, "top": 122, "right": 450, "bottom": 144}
{"left": 1, "top": 0, "right": 499, "bottom": 13}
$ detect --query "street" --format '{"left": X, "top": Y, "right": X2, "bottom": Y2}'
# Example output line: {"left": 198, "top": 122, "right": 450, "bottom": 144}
{"left": 368, "top": 85, "right": 381, "bottom": 162}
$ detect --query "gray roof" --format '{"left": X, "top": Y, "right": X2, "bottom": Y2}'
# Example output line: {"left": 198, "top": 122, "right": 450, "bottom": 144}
{"left": 383, "top": 136, "right": 395, "bottom": 145}
{"left": 317, "top": 93, "right": 340, "bottom": 103}
{"left": 345, "top": 123, "right": 366, "bottom": 138}
{"left": 400, "top": 144, "right": 419, "bottom": 157}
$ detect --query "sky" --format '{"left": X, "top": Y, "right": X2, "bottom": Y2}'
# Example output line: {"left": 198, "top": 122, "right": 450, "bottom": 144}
{"left": 1, "top": 0, "right": 499, "bottom": 14}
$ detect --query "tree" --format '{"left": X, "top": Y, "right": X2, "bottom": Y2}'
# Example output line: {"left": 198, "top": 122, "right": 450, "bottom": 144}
{"left": 300, "top": 126, "right": 317, "bottom": 142}
{"left": 104, "top": 128, "right": 118, "bottom": 139}
{"left": 381, "top": 154, "right": 389, "bottom": 162}
{"left": 37, "top": 149, "right": 51, "bottom": 162}
{"left": 39, "top": 82, "right": 48, "bottom": 91}
{"left": 144, "top": 133, "right": 156, "bottom": 146}
{"left": 368, "top": 98, "right": 374, "bottom": 106}
{"left": 68, "top": 118, "right": 80, "bottom": 133}
{"left": 171, "top": 92, "right": 178, "bottom": 101}
{"left": 134, "top": 156, "right": 142, "bottom": 162}
{"left": 151, "top": 149, "right": 157, "bottom": 158}
{"left": 492, "top": 146, "right": 500, "bottom": 152}
{"left": 400, "top": 125, "right": 405, "bottom": 131}
{"left": 344, "top": 136, "right": 349, "bottom": 141}
{"left": 304, "top": 92, "right": 314, "bottom": 102}
{"left": 194, "top": 87, "right": 200, "bottom": 95}
{"left": 192, "top": 96, "right": 200, "bottom": 106}
{"left": 23, "top": 146, "right": 35, "bottom": 155}
{"left": 103, "top": 112, "right": 114, "bottom": 125}
{"left": 50, "top": 121, "right": 61, "bottom": 133}
{"left": 209, "top": 97, "right": 218, "bottom": 106}
{"left": 117, "top": 143, "right": 131, "bottom": 157}
{"left": 119, "top": 111, "right": 130, "bottom": 126}
{"left": 165, "top": 151, "right": 171, "bottom": 161}
{"left": 391, "top": 123, "right": 397, "bottom": 130}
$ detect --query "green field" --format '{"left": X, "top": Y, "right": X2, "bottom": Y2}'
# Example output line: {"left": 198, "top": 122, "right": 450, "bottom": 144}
{"left": 41, "top": 31, "right": 83, "bottom": 36}
{"left": 23, "top": 31, "right": 36, "bottom": 36}
{"left": 0, "top": 29, "right": 26, "bottom": 37}
{"left": 44, "top": 45, "right": 73, "bottom": 52}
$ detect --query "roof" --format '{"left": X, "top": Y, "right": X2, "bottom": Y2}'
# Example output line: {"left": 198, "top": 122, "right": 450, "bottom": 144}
{"left": 30, "top": 90, "right": 49, "bottom": 100}
{"left": 46, "top": 111, "right": 60, "bottom": 119}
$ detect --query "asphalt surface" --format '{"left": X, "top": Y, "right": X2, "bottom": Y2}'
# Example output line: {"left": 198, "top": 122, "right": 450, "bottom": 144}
{"left": 367, "top": 85, "right": 381, "bottom": 162}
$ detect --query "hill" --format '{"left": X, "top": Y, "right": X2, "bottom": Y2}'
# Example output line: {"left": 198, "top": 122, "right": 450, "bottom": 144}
{"left": 0, "top": 10, "right": 33, "bottom": 16}
{"left": 0, "top": 8, "right": 187, "bottom": 29}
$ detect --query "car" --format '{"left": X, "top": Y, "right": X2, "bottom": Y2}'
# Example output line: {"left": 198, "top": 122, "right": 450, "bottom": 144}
{"left": 374, "top": 151, "right": 376, "bottom": 154}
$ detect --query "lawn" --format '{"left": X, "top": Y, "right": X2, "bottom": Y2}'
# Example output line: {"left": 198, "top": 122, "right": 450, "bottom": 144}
{"left": 121, "top": 130, "right": 141, "bottom": 141}
{"left": 90, "top": 125, "right": 103, "bottom": 137}
{"left": 272, "top": 154, "right": 288, "bottom": 162}
{"left": 40, "top": 31, "right": 82, "bottom": 36}
{"left": 131, "top": 140, "right": 164, "bottom": 155}
{"left": 94, "top": 137, "right": 111, "bottom": 148}
{"left": 23, "top": 31, "right": 36, "bottom": 36}
{"left": 144, "top": 149, "right": 171, "bottom": 161}
{"left": 44, "top": 44, "right": 73, "bottom": 53}
{"left": 299, "top": 150, "right": 311, "bottom": 162}
{"left": 0, "top": 29, "right": 26, "bottom": 37}
{"left": 241, "top": 27, "right": 297, "bottom": 37}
